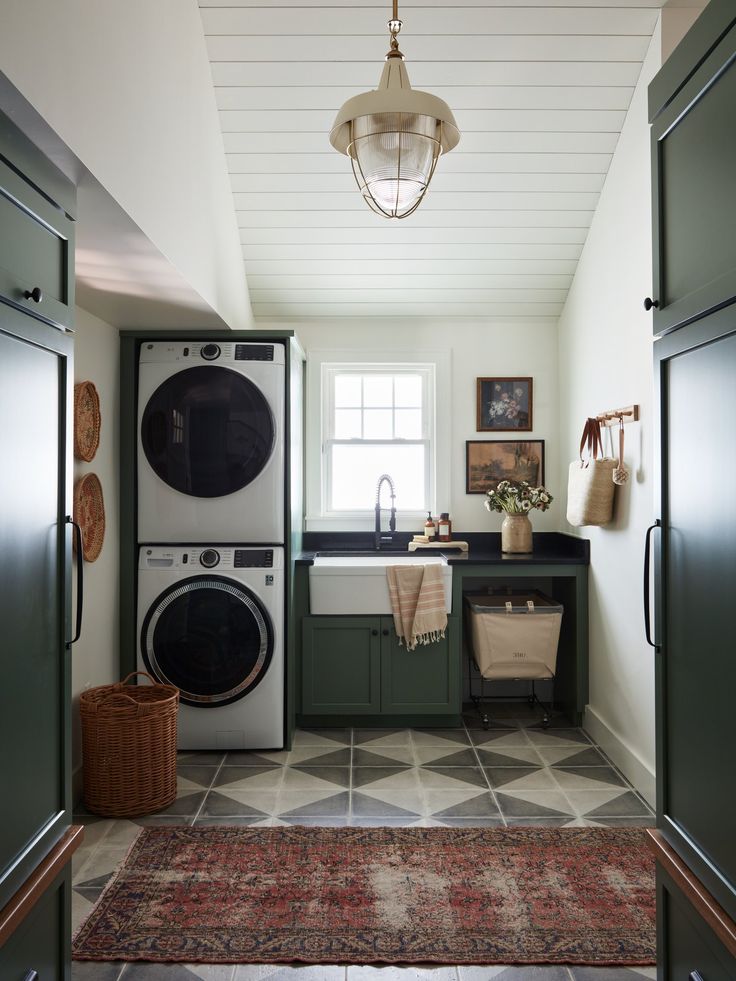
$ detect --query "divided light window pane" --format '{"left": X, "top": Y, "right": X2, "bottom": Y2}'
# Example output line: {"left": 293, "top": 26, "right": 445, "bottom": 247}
{"left": 331, "top": 444, "right": 426, "bottom": 510}
{"left": 326, "top": 367, "right": 431, "bottom": 513}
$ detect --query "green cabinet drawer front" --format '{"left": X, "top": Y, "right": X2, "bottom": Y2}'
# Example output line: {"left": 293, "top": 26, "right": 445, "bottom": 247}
{"left": 301, "top": 618, "right": 381, "bottom": 714}
{"left": 660, "top": 870, "right": 735, "bottom": 981}
{"left": 381, "top": 618, "right": 459, "bottom": 714}
{"left": 0, "top": 869, "right": 68, "bottom": 981}
{"left": 0, "top": 159, "right": 74, "bottom": 330}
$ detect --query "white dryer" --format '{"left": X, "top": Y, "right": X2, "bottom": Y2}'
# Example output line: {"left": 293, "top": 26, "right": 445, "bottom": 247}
{"left": 137, "top": 545, "right": 284, "bottom": 750}
{"left": 137, "top": 340, "right": 284, "bottom": 544}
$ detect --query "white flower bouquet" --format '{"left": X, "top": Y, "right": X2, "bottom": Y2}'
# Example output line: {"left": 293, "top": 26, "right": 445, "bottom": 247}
{"left": 483, "top": 480, "right": 553, "bottom": 515}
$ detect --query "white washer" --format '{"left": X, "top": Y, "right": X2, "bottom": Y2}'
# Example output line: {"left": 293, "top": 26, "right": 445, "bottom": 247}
{"left": 137, "top": 340, "right": 284, "bottom": 544}
{"left": 137, "top": 545, "right": 284, "bottom": 750}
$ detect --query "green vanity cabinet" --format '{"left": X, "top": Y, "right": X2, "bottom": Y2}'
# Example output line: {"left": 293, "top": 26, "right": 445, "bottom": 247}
{"left": 300, "top": 616, "right": 461, "bottom": 722}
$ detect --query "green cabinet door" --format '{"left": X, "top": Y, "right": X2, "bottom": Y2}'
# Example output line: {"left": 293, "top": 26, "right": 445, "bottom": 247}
{"left": 301, "top": 617, "right": 381, "bottom": 714}
{"left": 380, "top": 618, "right": 460, "bottom": 715}
{"left": 0, "top": 867, "right": 69, "bottom": 981}
{"left": 649, "top": 7, "right": 736, "bottom": 336}
{"left": 0, "top": 308, "right": 72, "bottom": 911}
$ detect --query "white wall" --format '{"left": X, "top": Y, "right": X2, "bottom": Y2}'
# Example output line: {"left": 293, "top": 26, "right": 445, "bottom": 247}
{"left": 71, "top": 307, "right": 120, "bottom": 784}
{"left": 557, "top": 28, "right": 663, "bottom": 803}
{"left": 0, "top": 0, "right": 251, "bottom": 330}
{"left": 282, "top": 319, "right": 559, "bottom": 534}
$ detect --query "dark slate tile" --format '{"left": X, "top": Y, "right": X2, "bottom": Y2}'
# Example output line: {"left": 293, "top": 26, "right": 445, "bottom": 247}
{"left": 300, "top": 727, "right": 351, "bottom": 743}
{"left": 432, "top": 817, "right": 505, "bottom": 828}
{"left": 352, "top": 766, "right": 413, "bottom": 788}
{"left": 353, "top": 748, "right": 414, "bottom": 767}
{"left": 351, "top": 791, "right": 420, "bottom": 819}
{"left": 353, "top": 728, "right": 410, "bottom": 745}
{"left": 279, "top": 816, "right": 350, "bottom": 827}
{"left": 502, "top": 817, "right": 573, "bottom": 827}
{"left": 586, "top": 816, "right": 656, "bottom": 828}
{"left": 153, "top": 792, "right": 207, "bottom": 817}
{"left": 419, "top": 749, "right": 480, "bottom": 767}
{"left": 583, "top": 791, "right": 654, "bottom": 818}
{"left": 192, "top": 816, "right": 267, "bottom": 827}
{"left": 176, "top": 751, "right": 225, "bottom": 765}
{"left": 175, "top": 764, "right": 219, "bottom": 788}
{"left": 214, "top": 765, "right": 282, "bottom": 787}
{"left": 72, "top": 963, "right": 125, "bottom": 981}
{"left": 430, "top": 793, "right": 501, "bottom": 819}
{"left": 420, "top": 766, "right": 488, "bottom": 788}
{"left": 545, "top": 746, "right": 610, "bottom": 767}
{"left": 460, "top": 967, "right": 573, "bottom": 980}
{"left": 569, "top": 968, "right": 657, "bottom": 981}
{"left": 475, "top": 748, "right": 543, "bottom": 768}
{"left": 198, "top": 791, "right": 270, "bottom": 818}
{"left": 289, "top": 765, "right": 352, "bottom": 788}
{"left": 495, "top": 792, "right": 572, "bottom": 819}
{"left": 350, "top": 817, "right": 423, "bottom": 827}
{"left": 526, "top": 728, "right": 592, "bottom": 745}
{"left": 293, "top": 747, "right": 352, "bottom": 767}
{"left": 552, "top": 765, "right": 627, "bottom": 787}
{"left": 74, "top": 872, "right": 111, "bottom": 891}
{"left": 278, "top": 791, "right": 350, "bottom": 818}
{"left": 224, "top": 750, "right": 287, "bottom": 766}
{"left": 414, "top": 728, "right": 471, "bottom": 745}
{"left": 484, "top": 766, "right": 548, "bottom": 789}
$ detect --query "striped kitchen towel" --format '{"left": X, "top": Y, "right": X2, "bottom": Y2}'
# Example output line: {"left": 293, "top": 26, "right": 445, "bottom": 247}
{"left": 386, "top": 564, "right": 448, "bottom": 651}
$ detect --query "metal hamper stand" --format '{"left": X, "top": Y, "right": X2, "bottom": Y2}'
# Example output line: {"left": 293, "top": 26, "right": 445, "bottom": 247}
{"left": 464, "top": 590, "right": 564, "bottom": 730}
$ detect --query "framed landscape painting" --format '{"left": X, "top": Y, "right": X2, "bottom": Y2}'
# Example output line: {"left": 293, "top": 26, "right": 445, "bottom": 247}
{"left": 466, "top": 439, "right": 545, "bottom": 495}
{"left": 476, "top": 377, "right": 533, "bottom": 431}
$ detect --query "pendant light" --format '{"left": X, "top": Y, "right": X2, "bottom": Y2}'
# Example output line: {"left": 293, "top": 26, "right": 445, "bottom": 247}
{"left": 329, "top": 1, "right": 460, "bottom": 220}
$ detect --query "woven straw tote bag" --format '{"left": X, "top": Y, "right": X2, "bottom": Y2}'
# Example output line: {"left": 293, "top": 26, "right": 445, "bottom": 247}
{"left": 566, "top": 417, "right": 616, "bottom": 526}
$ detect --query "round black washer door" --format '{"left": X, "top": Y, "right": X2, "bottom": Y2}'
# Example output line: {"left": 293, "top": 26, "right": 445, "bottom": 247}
{"left": 141, "top": 365, "right": 275, "bottom": 498}
{"left": 141, "top": 576, "right": 274, "bottom": 707}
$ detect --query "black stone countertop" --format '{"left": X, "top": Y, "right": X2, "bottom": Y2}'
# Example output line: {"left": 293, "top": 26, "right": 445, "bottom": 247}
{"left": 294, "top": 531, "right": 589, "bottom": 566}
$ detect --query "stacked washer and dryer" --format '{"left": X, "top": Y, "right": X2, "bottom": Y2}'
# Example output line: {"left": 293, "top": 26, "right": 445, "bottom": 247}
{"left": 136, "top": 340, "right": 286, "bottom": 749}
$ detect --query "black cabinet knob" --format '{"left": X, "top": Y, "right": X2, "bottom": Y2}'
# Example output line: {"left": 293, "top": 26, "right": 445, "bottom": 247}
{"left": 371, "top": 629, "right": 378, "bottom": 636}
{"left": 643, "top": 297, "right": 659, "bottom": 311}
{"left": 23, "top": 286, "right": 43, "bottom": 303}
{"left": 382, "top": 629, "right": 390, "bottom": 636}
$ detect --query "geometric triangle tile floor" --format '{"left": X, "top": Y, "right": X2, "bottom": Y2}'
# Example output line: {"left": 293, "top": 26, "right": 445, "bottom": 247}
{"left": 71, "top": 705, "right": 655, "bottom": 981}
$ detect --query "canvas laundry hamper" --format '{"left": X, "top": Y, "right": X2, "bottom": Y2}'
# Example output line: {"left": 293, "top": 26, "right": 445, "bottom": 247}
{"left": 465, "top": 591, "right": 563, "bottom": 681}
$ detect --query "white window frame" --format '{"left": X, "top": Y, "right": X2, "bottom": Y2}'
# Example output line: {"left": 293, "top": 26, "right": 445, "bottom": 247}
{"left": 304, "top": 348, "right": 451, "bottom": 532}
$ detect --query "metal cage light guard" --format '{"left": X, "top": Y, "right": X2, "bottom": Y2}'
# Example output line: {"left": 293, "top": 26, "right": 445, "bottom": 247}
{"left": 329, "top": 1, "right": 460, "bottom": 219}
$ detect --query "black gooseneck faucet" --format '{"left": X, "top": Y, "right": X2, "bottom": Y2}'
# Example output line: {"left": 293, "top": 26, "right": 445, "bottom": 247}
{"left": 374, "top": 473, "right": 397, "bottom": 550}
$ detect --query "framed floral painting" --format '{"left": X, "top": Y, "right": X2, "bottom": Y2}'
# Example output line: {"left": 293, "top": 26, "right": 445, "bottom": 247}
{"left": 466, "top": 439, "right": 545, "bottom": 494}
{"left": 476, "top": 377, "right": 533, "bottom": 432}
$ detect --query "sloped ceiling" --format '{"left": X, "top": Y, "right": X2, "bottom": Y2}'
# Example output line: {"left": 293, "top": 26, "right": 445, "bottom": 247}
{"left": 198, "top": 1, "right": 664, "bottom": 321}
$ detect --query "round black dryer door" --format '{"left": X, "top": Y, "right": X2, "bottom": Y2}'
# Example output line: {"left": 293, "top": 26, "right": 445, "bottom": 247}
{"left": 141, "top": 576, "right": 274, "bottom": 707}
{"left": 141, "top": 365, "right": 275, "bottom": 498}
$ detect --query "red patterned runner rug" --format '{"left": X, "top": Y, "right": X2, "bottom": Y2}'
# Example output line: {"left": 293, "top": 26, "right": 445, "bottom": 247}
{"left": 73, "top": 825, "right": 655, "bottom": 965}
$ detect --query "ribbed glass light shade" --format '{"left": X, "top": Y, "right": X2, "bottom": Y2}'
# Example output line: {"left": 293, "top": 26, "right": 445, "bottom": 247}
{"left": 348, "top": 113, "right": 441, "bottom": 219}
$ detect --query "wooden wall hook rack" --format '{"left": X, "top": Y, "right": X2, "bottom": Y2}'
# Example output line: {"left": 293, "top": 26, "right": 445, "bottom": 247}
{"left": 596, "top": 404, "right": 640, "bottom": 427}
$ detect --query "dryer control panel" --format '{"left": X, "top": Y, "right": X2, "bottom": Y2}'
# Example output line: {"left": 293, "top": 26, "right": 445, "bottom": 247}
{"left": 139, "top": 341, "right": 285, "bottom": 366}
{"left": 139, "top": 545, "right": 283, "bottom": 571}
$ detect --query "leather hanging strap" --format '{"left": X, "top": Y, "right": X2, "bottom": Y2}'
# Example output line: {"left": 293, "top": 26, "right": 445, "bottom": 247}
{"left": 579, "top": 417, "right": 603, "bottom": 464}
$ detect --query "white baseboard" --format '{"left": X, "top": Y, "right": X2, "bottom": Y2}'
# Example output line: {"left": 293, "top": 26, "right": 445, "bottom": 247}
{"left": 583, "top": 705, "right": 656, "bottom": 808}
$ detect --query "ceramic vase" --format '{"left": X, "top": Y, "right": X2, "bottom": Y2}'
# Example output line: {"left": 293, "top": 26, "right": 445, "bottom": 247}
{"left": 501, "top": 512, "right": 533, "bottom": 553}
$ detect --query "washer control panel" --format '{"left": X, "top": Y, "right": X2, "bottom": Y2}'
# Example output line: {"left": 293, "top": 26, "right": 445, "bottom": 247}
{"left": 140, "top": 546, "right": 283, "bottom": 571}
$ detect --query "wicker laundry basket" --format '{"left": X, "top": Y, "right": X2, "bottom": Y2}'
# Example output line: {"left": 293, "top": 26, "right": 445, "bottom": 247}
{"left": 80, "top": 671, "right": 179, "bottom": 817}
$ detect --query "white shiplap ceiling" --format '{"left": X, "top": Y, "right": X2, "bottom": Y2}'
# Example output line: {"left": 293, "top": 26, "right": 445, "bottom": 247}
{"left": 198, "top": 0, "right": 664, "bottom": 321}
